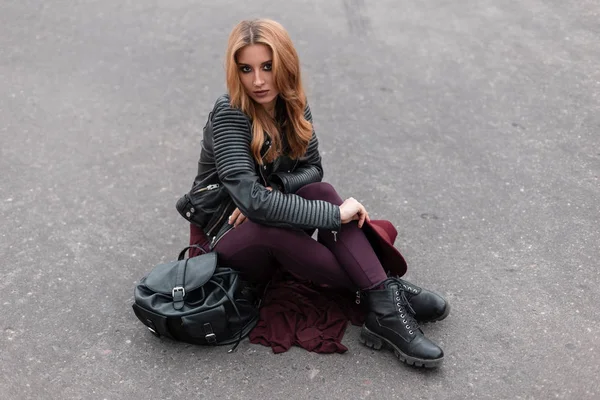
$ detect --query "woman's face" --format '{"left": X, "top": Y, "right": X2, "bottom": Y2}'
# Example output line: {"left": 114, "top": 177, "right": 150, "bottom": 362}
{"left": 236, "top": 44, "right": 279, "bottom": 111}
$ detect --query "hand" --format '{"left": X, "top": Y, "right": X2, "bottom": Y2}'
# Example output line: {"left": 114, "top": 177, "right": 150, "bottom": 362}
{"left": 339, "top": 197, "right": 370, "bottom": 228}
{"left": 228, "top": 207, "right": 247, "bottom": 228}
{"left": 228, "top": 186, "right": 272, "bottom": 228}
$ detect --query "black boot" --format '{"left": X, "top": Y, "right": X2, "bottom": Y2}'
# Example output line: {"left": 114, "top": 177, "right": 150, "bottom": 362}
{"left": 396, "top": 279, "right": 450, "bottom": 323}
{"left": 360, "top": 278, "right": 444, "bottom": 368}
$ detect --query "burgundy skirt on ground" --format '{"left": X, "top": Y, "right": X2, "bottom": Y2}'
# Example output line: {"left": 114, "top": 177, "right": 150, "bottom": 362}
{"left": 248, "top": 271, "right": 365, "bottom": 354}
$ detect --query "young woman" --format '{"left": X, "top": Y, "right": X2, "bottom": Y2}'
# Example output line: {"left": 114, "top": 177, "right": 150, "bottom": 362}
{"left": 177, "top": 19, "right": 450, "bottom": 368}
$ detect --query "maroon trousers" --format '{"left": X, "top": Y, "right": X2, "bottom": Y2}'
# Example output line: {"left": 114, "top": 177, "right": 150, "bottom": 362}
{"left": 213, "top": 182, "right": 388, "bottom": 290}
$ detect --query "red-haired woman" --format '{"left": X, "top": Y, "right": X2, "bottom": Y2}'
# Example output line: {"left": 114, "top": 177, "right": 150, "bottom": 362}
{"left": 177, "top": 19, "right": 449, "bottom": 368}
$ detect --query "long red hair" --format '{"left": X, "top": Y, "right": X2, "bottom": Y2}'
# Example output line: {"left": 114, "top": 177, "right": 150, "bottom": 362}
{"left": 225, "top": 19, "right": 313, "bottom": 164}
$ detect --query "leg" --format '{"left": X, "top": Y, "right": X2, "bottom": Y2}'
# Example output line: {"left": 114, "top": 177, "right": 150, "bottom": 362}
{"left": 189, "top": 223, "right": 211, "bottom": 257}
{"left": 214, "top": 219, "right": 355, "bottom": 289}
{"left": 295, "top": 183, "right": 446, "bottom": 368}
{"left": 295, "top": 182, "right": 449, "bottom": 319}
{"left": 295, "top": 182, "right": 388, "bottom": 289}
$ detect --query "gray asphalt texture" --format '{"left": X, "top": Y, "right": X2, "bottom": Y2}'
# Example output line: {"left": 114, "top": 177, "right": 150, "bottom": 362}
{"left": 1, "top": 0, "right": 599, "bottom": 399}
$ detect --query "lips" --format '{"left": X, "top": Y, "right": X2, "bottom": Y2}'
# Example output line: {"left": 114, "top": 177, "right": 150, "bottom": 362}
{"left": 253, "top": 90, "right": 269, "bottom": 98}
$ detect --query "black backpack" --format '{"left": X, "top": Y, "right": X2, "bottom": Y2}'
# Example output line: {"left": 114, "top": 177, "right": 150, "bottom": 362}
{"left": 132, "top": 245, "right": 259, "bottom": 352}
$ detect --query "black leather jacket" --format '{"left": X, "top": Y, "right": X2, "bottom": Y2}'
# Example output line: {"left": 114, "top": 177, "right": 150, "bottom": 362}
{"left": 176, "top": 95, "right": 341, "bottom": 247}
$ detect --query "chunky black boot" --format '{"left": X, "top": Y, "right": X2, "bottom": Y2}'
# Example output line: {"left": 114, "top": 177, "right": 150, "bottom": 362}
{"left": 396, "top": 279, "right": 450, "bottom": 323}
{"left": 360, "top": 278, "right": 444, "bottom": 368}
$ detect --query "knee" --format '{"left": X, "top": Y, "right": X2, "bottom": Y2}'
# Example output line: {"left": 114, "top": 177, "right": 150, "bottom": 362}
{"left": 296, "top": 182, "right": 341, "bottom": 202}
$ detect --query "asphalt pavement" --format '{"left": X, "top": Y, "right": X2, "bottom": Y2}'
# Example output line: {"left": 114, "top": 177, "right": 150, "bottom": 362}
{"left": 1, "top": 0, "right": 599, "bottom": 399}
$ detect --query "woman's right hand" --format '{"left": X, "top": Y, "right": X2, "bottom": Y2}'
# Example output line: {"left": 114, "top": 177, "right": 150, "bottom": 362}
{"left": 339, "top": 197, "right": 370, "bottom": 228}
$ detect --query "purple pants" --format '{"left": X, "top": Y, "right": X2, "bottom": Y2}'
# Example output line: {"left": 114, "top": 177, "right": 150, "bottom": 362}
{"left": 214, "top": 182, "right": 388, "bottom": 290}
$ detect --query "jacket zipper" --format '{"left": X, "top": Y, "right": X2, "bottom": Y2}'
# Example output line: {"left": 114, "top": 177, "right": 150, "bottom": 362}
{"left": 205, "top": 200, "right": 233, "bottom": 237}
{"left": 193, "top": 183, "right": 220, "bottom": 194}
{"left": 258, "top": 139, "right": 272, "bottom": 186}
{"left": 291, "top": 159, "right": 299, "bottom": 172}
{"left": 258, "top": 164, "right": 268, "bottom": 186}
{"left": 210, "top": 224, "right": 234, "bottom": 248}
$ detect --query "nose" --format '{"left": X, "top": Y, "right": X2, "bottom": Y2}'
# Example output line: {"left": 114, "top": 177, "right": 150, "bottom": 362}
{"left": 253, "top": 70, "right": 265, "bottom": 87}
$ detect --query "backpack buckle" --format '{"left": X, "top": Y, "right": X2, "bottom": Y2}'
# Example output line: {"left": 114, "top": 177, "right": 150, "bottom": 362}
{"left": 172, "top": 286, "right": 185, "bottom": 299}
{"left": 172, "top": 286, "right": 186, "bottom": 310}
{"left": 203, "top": 323, "right": 217, "bottom": 344}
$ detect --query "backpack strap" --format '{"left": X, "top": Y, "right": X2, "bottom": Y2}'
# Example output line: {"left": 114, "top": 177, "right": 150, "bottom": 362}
{"left": 177, "top": 244, "right": 207, "bottom": 260}
{"left": 172, "top": 245, "right": 210, "bottom": 310}
{"left": 209, "top": 272, "right": 244, "bottom": 352}
{"left": 172, "top": 258, "right": 188, "bottom": 310}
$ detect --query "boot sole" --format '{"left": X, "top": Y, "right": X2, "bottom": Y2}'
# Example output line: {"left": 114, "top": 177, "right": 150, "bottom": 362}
{"left": 359, "top": 326, "right": 443, "bottom": 368}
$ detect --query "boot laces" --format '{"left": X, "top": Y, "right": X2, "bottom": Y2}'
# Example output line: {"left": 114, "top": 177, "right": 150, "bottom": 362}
{"left": 393, "top": 281, "right": 419, "bottom": 335}
{"left": 398, "top": 279, "right": 420, "bottom": 297}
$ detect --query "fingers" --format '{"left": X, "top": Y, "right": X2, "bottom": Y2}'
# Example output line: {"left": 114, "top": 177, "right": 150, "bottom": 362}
{"left": 228, "top": 208, "right": 240, "bottom": 225}
{"left": 234, "top": 214, "right": 246, "bottom": 228}
{"left": 228, "top": 208, "right": 247, "bottom": 228}
{"left": 233, "top": 213, "right": 246, "bottom": 227}
{"left": 266, "top": 186, "right": 273, "bottom": 191}
{"left": 357, "top": 205, "right": 367, "bottom": 228}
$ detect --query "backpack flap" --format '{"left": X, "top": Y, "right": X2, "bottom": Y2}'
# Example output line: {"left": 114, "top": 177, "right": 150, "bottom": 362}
{"left": 143, "top": 252, "right": 218, "bottom": 298}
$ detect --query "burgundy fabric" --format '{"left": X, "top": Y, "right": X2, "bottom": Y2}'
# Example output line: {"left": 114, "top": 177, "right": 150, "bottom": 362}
{"left": 185, "top": 182, "right": 409, "bottom": 353}
{"left": 363, "top": 219, "right": 407, "bottom": 277}
{"left": 189, "top": 223, "right": 210, "bottom": 257}
{"left": 248, "top": 271, "right": 365, "bottom": 354}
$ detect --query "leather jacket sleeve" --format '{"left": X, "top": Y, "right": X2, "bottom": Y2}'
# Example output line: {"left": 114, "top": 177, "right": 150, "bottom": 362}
{"left": 212, "top": 99, "right": 341, "bottom": 231}
{"left": 269, "top": 103, "right": 323, "bottom": 194}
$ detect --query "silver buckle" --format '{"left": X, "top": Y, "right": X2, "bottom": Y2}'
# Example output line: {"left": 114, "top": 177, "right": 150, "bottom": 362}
{"left": 172, "top": 286, "right": 185, "bottom": 298}
{"left": 205, "top": 333, "right": 217, "bottom": 343}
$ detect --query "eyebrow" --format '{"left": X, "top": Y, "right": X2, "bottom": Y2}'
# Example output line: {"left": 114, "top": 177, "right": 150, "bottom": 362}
{"left": 237, "top": 60, "right": 273, "bottom": 66}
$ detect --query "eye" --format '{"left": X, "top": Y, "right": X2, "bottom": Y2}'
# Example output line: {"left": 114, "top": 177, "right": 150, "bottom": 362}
{"left": 239, "top": 65, "right": 251, "bottom": 73}
{"left": 263, "top": 63, "right": 272, "bottom": 71}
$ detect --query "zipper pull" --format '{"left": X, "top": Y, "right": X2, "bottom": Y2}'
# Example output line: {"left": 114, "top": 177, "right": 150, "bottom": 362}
{"left": 332, "top": 231, "right": 337, "bottom": 242}
{"left": 193, "top": 183, "right": 220, "bottom": 194}
{"left": 355, "top": 290, "right": 361, "bottom": 305}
